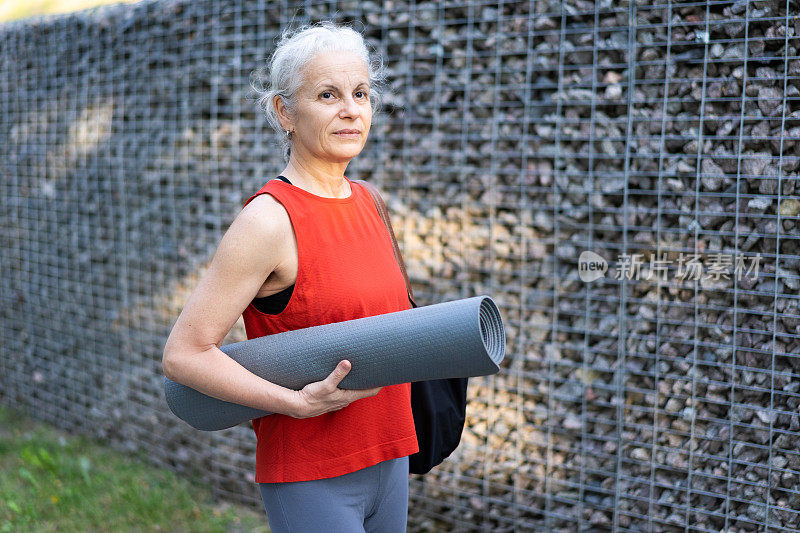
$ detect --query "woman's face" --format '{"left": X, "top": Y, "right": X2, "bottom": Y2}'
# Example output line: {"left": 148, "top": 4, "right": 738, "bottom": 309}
{"left": 289, "top": 50, "right": 372, "bottom": 164}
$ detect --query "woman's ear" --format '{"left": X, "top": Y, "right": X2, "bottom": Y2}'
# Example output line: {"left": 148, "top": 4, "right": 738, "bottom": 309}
{"left": 274, "top": 94, "right": 294, "bottom": 132}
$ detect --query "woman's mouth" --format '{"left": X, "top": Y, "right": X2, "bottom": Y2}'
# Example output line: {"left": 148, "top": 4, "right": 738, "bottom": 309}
{"left": 334, "top": 130, "right": 360, "bottom": 138}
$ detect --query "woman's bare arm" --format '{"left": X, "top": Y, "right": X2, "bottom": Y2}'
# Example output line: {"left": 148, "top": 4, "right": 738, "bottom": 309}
{"left": 162, "top": 194, "right": 380, "bottom": 418}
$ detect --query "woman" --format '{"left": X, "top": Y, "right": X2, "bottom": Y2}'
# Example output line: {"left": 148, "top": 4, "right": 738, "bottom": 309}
{"left": 161, "top": 21, "right": 418, "bottom": 533}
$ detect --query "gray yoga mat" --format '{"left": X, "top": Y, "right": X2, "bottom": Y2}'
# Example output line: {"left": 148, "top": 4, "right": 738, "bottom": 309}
{"left": 164, "top": 295, "right": 505, "bottom": 431}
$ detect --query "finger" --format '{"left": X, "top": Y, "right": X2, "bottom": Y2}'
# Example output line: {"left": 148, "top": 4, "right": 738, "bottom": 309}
{"left": 349, "top": 386, "right": 382, "bottom": 400}
{"left": 325, "top": 359, "right": 351, "bottom": 388}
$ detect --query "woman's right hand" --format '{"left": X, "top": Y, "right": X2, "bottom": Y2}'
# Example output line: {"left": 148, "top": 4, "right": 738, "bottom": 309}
{"left": 290, "top": 360, "right": 382, "bottom": 419}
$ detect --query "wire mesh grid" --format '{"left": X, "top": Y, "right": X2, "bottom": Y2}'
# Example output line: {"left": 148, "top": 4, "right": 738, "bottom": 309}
{"left": 1, "top": 0, "right": 799, "bottom": 531}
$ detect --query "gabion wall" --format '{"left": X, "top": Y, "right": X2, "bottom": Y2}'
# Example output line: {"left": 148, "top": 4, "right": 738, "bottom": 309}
{"left": 1, "top": 0, "right": 799, "bottom": 530}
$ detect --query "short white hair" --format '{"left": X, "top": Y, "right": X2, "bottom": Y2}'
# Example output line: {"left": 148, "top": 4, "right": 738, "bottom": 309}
{"left": 250, "top": 20, "right": 387, "bottom": 162}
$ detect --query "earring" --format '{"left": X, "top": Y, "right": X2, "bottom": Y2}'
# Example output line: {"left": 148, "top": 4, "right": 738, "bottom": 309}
{"left": 286, "top": 129, "right": 294, "bottom": 139}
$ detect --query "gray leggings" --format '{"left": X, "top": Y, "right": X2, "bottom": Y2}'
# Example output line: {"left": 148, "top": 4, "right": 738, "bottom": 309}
{"left": 258, "top": 455, "right": 409, "bottom": 533}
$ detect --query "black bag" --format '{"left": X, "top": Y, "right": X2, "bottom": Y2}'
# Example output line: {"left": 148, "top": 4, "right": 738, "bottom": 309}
{"left": 354, "top": 179, "right": 469, "bottom": 475}
{"left": 407, "top": 299, "right": 470, "bottom": 474}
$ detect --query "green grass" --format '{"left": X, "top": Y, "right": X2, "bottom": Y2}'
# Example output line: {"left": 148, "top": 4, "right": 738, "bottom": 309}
{"left": 0, "top": 405, "right": 269, "bottom": 532}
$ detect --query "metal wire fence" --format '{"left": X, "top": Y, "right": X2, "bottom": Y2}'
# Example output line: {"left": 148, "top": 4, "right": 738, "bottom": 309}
{"left": 1, "top": 0, "right": 799, "bottom": 530}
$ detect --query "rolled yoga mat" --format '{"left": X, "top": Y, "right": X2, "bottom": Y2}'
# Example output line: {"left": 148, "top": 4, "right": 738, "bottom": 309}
{"left": 164, "top": 295, "right": 505, "bottom": 431}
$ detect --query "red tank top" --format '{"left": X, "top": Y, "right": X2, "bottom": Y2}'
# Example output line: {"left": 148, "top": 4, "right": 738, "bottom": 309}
{"left": 240, "top": 176, "right": 419, "bottom": 483}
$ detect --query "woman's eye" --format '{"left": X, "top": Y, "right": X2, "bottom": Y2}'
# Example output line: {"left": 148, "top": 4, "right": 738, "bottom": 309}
{"left": 320, "top": 90, "right": 368, "bottom": 100}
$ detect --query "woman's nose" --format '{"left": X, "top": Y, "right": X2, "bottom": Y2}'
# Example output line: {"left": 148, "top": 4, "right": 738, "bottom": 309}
{"left": 339, "top": 95, "right": 360, "bottom": 118}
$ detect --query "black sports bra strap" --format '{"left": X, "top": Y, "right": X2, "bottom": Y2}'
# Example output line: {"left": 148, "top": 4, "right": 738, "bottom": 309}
{"left": 275, "top": 175, "right": 292, "bottom": 184}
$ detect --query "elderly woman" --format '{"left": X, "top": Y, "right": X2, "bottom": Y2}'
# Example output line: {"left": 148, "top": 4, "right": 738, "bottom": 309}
{"left": 161, "top": 21, "right": 418, "bottom": 532}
